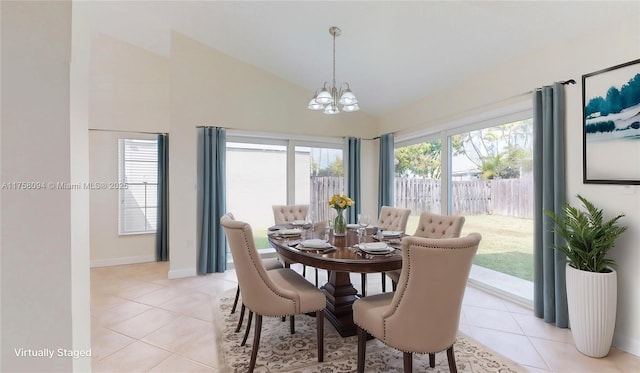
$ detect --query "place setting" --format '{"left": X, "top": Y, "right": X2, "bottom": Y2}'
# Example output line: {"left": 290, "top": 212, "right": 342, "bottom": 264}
{"left": 267, "top": 227, "right": 303, "bottom": 238}
{"left": 355, "top": 242, "right": 397, "bottom": 258}
{"left": 371, "top": 229, "right": 403, "bottom": 247}
{"left": 295, "top": 238, "right": 337, "bottom": 253}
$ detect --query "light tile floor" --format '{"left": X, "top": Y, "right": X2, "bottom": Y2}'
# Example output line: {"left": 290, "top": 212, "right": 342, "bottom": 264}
{"left": 91, "top": 262, "right": 640, "bottom": 372}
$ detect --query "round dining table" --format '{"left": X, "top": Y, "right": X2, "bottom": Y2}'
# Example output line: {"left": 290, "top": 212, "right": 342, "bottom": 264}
{"left": 268, "top": 228, "right": 402, "bottom": 337}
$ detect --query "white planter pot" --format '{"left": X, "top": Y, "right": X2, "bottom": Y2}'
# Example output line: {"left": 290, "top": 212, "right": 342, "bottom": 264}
{"left": 566, "top": 264, "right": 617, "bottom": 358}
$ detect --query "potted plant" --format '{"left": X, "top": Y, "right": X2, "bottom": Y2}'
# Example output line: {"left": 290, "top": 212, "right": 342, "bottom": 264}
{"left": 546, "top": 194, "right": 627, "bottom": 358}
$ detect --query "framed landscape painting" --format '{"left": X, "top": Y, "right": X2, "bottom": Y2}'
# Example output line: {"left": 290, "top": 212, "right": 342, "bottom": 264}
{"left": 583, "top": 58, "right": 640, "bottom": 184}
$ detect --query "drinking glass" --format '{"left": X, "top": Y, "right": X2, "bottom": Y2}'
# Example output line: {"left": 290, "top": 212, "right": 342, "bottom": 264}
{"left": 305, "top": 219, "right": 314, "bottom": 239}
{"left": 357, "top": 214, "right": 370, "bottom": 244}
{"left": 323, "top": 225, "right": 331, "bottom": 243}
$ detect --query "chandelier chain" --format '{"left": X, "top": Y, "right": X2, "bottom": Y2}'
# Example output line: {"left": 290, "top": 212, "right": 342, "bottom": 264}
{"left": 332, "top": 31, "right": 336, "bottom": 86}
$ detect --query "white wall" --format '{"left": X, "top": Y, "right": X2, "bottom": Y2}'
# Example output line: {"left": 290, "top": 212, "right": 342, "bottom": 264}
{"left": 88, "top": 33, "right": 169, "bottom": 266}
{"left": 90, "top": 33, "right": 170, "bottom": 133}
{"left": 379, "top": 12, "right": 640, "bottom": 355}
{"left": 89, "top": 131, "right": 158, "bottom": 266}
{"left": 1, "top": 1, "right": 91, "bottom": 371}
{"left": 70, "top": 2, "right": 92, "bottom": 371}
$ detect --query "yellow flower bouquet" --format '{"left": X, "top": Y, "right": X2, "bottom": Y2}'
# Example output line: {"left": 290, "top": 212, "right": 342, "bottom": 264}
{"left": 329, "top": 194, "right": 354, "bottom": 235}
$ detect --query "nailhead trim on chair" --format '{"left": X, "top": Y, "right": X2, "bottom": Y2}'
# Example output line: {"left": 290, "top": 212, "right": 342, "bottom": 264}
{"left": 382, "top": 246, "right": 410, "bottom": 342}
{"left": 235, "top": 221, "right": 325, "bottom": 316}
{"left": 238, "top": 224, "right": 300, "bottom": 313}
{"left": 356, "top": 323, "right": 455, "bottom": 355}
{"left": 368, "top": 241, "right": 476, "bottom": 354}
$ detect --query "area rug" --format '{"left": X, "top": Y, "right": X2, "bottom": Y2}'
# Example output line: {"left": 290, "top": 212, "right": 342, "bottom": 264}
{"left": 214, "top": 290, "right": 525, "bottom": 372}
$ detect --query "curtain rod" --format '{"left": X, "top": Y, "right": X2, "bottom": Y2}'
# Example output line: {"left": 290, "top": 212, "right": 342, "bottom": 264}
{"left": 387, "top": 78, "right": 576, "bottom": 137}
{"left": 534, "top": 79, "right": 577, "bottom": 92}
{"left": 88, "top": 128, "right": 167, "bottom": 135}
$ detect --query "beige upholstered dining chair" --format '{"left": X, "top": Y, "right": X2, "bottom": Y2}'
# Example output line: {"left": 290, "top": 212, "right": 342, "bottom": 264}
{"left": 272, "top": 204, "right": 322, "bottom": 285}
{"left": 385, "top": 212, "right": 465, "bottom": 290}
{"left": 230, "top": 257, "right": 282, "bottom": 333}
{"left": 362, "top": 206, "right": 411, "bottom": 295}
{"left": 354, "top": 233, "right": 481, "bottom": 373}
{"left": 376, "top": 206, "right": 412, "bottom": 232}
{"left": 221, "top": 213, "right": 326, "bottom": 372}
{"left": 272, "top": 204, "right": 309, "bottom": 225}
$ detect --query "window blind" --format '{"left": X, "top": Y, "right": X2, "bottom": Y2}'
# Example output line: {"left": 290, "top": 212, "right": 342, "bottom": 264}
{"left": 118, "top": 138, "right": 158, "bottom": 234}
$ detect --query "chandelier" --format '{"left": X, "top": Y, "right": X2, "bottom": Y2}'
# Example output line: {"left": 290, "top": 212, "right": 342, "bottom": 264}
{"left": 307, "top": 26, "right": 359, "bottom": 114}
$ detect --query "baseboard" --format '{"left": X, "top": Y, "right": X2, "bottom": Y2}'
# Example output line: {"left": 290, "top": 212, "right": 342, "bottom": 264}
{"left": 90, "top": 255, "right": 155, "bottom": 268}
{"left": 168, "top": 267, "right": 197, "bottom": 279}
{"left": 613, "top": 333, "right": 640, "bottom": 357}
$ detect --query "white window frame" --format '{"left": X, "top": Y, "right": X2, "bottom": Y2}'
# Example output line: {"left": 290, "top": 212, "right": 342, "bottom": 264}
{"left": 226, "top": 130, "right": 344, "bottom": 204}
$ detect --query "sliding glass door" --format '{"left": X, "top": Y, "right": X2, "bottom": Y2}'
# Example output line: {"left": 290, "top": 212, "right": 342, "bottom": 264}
{"left": 226, "top": 136, "right": 344, "bottom": 252}
{"left": 394, "top": 110, "right": 535, "bottom": 298}
{"left": 294, "top": 145, "right": 344, "bottom": 223}
{"left": 226, "top": 141, "right": 287, "bottom": 249}
{"left": 394, "top": 138, "right": 442, "bottom": 234}
{"left": 448, "top": 119, "right": 534, "bottom": 282}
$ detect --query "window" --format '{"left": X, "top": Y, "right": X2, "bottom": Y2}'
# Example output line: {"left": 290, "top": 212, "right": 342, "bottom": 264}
{"left": 118, "top": 139, "right": 158, "bottom": 234}
{"left": 294, "top": 145, "right": 344, "bottom": 223}
{"left": 448, "top": 119, "right": 534, "bottom": 282}
{"left": 225, "top": 134, "right": 344, "bottom": 253}
{"left": 394, "top": 103, "right": 534, "bottom": 301}
{"left": 226, "top": 141, "right": 287, "bottom": 250}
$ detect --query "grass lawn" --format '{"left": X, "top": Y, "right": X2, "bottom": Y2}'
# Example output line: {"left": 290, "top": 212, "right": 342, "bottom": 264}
{"left": 407, "top": 214, "right": 534, "bottom": 281}
{"left": 253, "top": 214, "right": 534, "bottom": 282}
{"left": 254, "top": 229, "right": 270, "bottom": 249}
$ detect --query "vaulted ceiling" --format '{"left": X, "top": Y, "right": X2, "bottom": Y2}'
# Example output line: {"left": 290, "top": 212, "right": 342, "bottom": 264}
{"left": 85, "top": 1, "right": 639, "bottom": 117}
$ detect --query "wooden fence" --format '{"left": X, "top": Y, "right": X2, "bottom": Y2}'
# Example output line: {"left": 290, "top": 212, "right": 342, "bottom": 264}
{"left": 395, "top": 177, "right": 533, "bottom": 218}
{"left": 310, "top": 177, "right": 344, "bottom": 222}
{"left": 311, "top": 176, "right": 533, "bottom": 219}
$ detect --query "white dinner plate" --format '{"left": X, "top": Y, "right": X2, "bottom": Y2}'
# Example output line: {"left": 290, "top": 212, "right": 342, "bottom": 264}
{"left": 300, "top": 239, "right": 332, "bottom": 249}
{"left": 358, "top": 242, "right": 389, "bottom": 252}
{"left": 347, "top": 224, "right": 377, "bottom": 229}
{"left": 292, "top": 220, "right": 308, "bottom": 225}
{"left": 358, "top": 242, "right": 393, "bottom": 255}
{"left": 381, "top": 230, "right": 402, "bottom": 237}
{"left": 279, "top": 228, "right": 302, "bottom": 236}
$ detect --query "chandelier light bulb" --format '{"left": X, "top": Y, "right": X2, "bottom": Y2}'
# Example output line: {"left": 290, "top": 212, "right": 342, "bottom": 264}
{"left": 308, "top": 98, "right": 324, "bottom": 110}
{"left": 315, "top": 88, "right": 332, "bottom": 105}
{"left": 324, "top": 104, "right": 340, "bottom": 115}
{"left": 342, "top": 103, "right": 360, "bottom": 112}
{"left": 339, "top": 89, "right": 357, "bottom": 105}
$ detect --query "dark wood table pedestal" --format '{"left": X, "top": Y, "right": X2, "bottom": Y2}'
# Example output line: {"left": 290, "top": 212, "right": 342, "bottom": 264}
{"left": 269, "top": 230, "right": 402, "bottom": 338}
{"left": 322, "top": 270, "right": 359, "bottom": 337}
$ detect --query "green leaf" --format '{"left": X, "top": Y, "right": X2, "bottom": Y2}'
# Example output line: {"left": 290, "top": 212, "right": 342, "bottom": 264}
{"left": 544, "top": 194, "right": 626, "bottom": 273}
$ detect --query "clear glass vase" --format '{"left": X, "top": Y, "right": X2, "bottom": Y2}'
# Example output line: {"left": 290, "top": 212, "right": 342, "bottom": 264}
{"left": 333, "top": 209, "right": 347, "bottom": 236}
